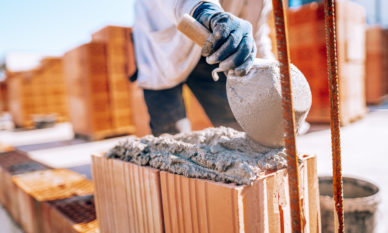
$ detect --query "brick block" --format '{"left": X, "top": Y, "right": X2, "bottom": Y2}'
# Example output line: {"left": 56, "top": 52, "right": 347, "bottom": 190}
{"left": 42, "top": 195, "right": 98, "bottom": 233}
{"left": 0, "top": 151, "right": 50, "bottom": 225}
{"left": 92, "top": 154, "right": 320, "bottom": 233}
{"left": 92, "top": 155, "right": 164, "bottom": 233}
{"left": 160, "top": 155, "right": 320, "bottom": 233}
{"left": 12, "top": 169, "right": 94, "bottom": 233}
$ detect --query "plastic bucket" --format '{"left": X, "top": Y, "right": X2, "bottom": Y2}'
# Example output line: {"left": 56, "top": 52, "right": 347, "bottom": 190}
{"left": 319, "top": 176, "right": 380, "bottom": 233}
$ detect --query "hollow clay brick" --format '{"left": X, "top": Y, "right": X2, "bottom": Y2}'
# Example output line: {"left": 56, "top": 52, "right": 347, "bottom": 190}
{"left": 92, "top": 154, "right": 320, "bottom": 233}
{"left": 160, "top": 155, "right": 320, "bottom": 233}
{"left": 42, "top": 195, "right": 98, "bottom": 233}
{"left": 92, "top": 155, "right": 164, "bottom": 233}
{"left": 12, "top": 169, "right": 94, "bottom": 233}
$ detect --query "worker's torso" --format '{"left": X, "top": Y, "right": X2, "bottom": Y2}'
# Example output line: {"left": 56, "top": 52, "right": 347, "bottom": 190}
{"left": 133, "top": 0, "right": 271, "bottom": 90}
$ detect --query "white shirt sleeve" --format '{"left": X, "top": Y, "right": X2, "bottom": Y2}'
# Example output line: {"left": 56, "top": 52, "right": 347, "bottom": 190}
{"left": 159, "top": 0, "right": 221, "bottom": 24}
{"left": 253, "top": 0, "right": 275, "bottom": 59}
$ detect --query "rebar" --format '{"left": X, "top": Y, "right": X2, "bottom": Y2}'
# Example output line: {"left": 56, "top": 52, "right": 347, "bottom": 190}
{"left": 323, "top": 0, "right": 345, "bottom": 232}
{"left": 272, "top": 0, "right": 303, "bottom": 232}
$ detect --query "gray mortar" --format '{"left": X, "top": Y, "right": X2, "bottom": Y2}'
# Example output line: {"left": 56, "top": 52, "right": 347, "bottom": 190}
{"left": 105, "top": 127, "right": 287, "bottom": 185}
{"left": 226, "top": 59, "right": 312, "bottom": 148}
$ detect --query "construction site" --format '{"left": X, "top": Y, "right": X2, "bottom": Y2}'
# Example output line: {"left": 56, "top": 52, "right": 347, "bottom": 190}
{"left": 0, "top": 0, "right": 387, "bottom": 232}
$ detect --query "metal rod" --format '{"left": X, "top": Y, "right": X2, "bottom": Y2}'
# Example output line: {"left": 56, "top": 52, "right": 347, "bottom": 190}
{"left": 323, "top": 0, "right": 345, "bottom": 232}
{"left": 271, "top": 0, "right": 303, "bottom": 232}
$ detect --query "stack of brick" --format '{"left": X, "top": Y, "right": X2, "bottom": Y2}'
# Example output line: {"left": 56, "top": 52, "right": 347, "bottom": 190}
{"left": 365, "top": 26, "right": 388, "bottom": 104}
{"left": 92, "top": 154, "right": 320, "bottom": 233}
{"left": 39, "top": 57, "right": 69, "bottom": 122}
{"left": 288, "top": 0, "right": 367, "bottom": 125}
{"left": 0, "top": 150, "right": 50, "bottom": 224}
{"left": 0, "top": 151, "right": 98, "bottom": 233}
{"left": 91, "top": 26, "right": 136, "bottom": 134}
{"left": 12, "top": 169, "right": 94, "bottom": 233}
{"left": 0, "top": 81, "right": 8, "bottom": 113}
{"left": 63, "top": 42, "right": 114, "bottom": 140}
{"left": 5, "top": 57, "right": 69, "bottom": 128}
{"left": 6, "top": 70, "right": 43, "bottom": 127}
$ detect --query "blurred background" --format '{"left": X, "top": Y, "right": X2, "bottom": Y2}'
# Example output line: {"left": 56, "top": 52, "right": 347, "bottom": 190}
{"left": 0, "top": 0, "right": 387, "bottom": 233}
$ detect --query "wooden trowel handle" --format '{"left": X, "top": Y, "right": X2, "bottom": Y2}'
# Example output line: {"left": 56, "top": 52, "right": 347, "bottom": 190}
{"left": 177, "top": 14, "right": 210, "bottom": 47}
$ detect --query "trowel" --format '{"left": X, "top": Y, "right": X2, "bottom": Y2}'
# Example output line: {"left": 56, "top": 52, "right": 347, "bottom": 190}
{"left": 177, "top": 14, "right": 312, "bottom": 148}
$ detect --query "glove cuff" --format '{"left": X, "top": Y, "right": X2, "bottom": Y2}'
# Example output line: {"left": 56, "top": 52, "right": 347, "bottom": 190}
{"left": 193, "top": 2, "right": 224, "bottom": 30}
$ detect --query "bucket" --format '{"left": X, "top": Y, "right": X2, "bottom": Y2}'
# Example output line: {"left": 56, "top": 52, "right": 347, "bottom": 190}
{"left": 319, "top": 176, "right": 380, "bottom": 233}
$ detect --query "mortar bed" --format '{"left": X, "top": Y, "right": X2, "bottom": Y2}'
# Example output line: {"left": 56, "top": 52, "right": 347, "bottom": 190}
{"left": 105, "top": 127, "right": 287, "bottom": 185}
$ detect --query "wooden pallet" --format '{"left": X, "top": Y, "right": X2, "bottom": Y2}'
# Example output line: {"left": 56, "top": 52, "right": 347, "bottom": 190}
{"left": 75, "top": 125, "right": 135, "bottom": 141}
{"left": 92, "top": 154, "right": 320, "bottom": 233}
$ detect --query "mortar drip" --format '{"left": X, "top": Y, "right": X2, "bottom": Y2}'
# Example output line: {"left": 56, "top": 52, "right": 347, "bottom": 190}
{"left": 105, "top": 127, "right": 288, "bottom": 185}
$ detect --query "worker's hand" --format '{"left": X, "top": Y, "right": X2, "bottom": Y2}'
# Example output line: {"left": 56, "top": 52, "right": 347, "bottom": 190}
{"left": 193, "top": 3, "right": 256, "bottom": 76}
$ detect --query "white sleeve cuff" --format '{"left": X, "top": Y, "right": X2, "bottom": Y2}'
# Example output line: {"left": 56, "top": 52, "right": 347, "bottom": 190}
{"left": 189, "top": 0, "right": 223, "bottom": 16}
{"left": 176, "top": 0, "right": 222, "bottom": 21}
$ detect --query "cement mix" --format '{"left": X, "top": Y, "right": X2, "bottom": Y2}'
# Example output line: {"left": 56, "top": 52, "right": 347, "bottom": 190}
{"left": 105, "top": 127, "right": 287, "bottom": 185}
{"left": 227, "top": 59, "right": 312, "bottom": 148}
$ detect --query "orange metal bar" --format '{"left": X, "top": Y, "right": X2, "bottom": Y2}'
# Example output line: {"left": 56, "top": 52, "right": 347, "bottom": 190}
{"left": 271, "top": 0, "right": 303, "bottom": 232}
{"left": 323, "top": 0, "right": 345, "bottom": 232}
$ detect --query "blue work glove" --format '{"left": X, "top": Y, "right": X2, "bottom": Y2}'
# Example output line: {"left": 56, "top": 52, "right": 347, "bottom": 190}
{"left": 193, "top": 3, "right": 257, "bottom": 76}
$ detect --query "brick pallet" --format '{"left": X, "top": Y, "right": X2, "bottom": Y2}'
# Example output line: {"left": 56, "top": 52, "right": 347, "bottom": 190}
{"left": 39, "top": 57, "right": 70, "bottom": 122}
{"left": 288, "top": 0, "right": 367, "bottom": 125}
{"left": 92, "top": 26, "right": 136, "bottom": 134}
{"left": 365, "top": 26, "right": 388, "bottom": 105}
{"left": 6, "top": 71, "right": 40, "bottom": 127}
{"left": 0, "top": 81, "right": 8, "bottom": 113}
{"left": 5, "top": 57, "right": 69, "bottom": 128}
{"left": 64, "top": 42, "right": 128, "bottom": 140}
{"left": 92, "top": 154, "right": 320, "bottom": 233}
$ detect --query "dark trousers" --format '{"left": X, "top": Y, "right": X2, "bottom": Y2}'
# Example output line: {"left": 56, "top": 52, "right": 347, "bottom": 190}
{"left": 143, "top": 57, "right": 241, "bottom": 136}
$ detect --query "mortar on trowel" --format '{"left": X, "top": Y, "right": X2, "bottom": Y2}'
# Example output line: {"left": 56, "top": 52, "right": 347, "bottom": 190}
{"left": 177, "top": 14, "right": 312, "bottom": 148}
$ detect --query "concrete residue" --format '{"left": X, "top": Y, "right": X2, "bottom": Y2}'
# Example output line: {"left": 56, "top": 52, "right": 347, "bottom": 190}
{"left": 226, "top": 59, "right": 312, "bottom": 148}
{"left": 105, "top": 127, "right": 287, "bottom": 185}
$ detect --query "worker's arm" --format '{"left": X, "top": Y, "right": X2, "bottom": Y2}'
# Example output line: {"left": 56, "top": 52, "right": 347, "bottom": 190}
{"left": 251, "top": 0, "right": 275, "bottom": 59}
{"left": 192, "top": 2, "right": 257, "bottom": 76}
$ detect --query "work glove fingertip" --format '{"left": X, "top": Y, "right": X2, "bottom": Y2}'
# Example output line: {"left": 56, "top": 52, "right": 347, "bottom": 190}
{"left": 201, "top": 41, "right": 214, "bottom": 57}
{"left": 234, "top": 57, "right": 255, "bottom": 76}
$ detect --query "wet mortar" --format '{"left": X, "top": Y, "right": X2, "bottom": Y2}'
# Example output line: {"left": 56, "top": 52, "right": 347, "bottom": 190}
{"left": 106, "top": 127, "right": 288, "bottom": 185}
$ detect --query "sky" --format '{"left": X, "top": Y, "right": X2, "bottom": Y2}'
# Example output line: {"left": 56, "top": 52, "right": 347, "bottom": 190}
{"left": 0, "top": 0, "right": 387, "bottom": 63}
{"left": 352, "top": 0, "right": 388, "bottom": 26}
{"left": 0, "top": 0, "right": 135, "bottom": 57}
